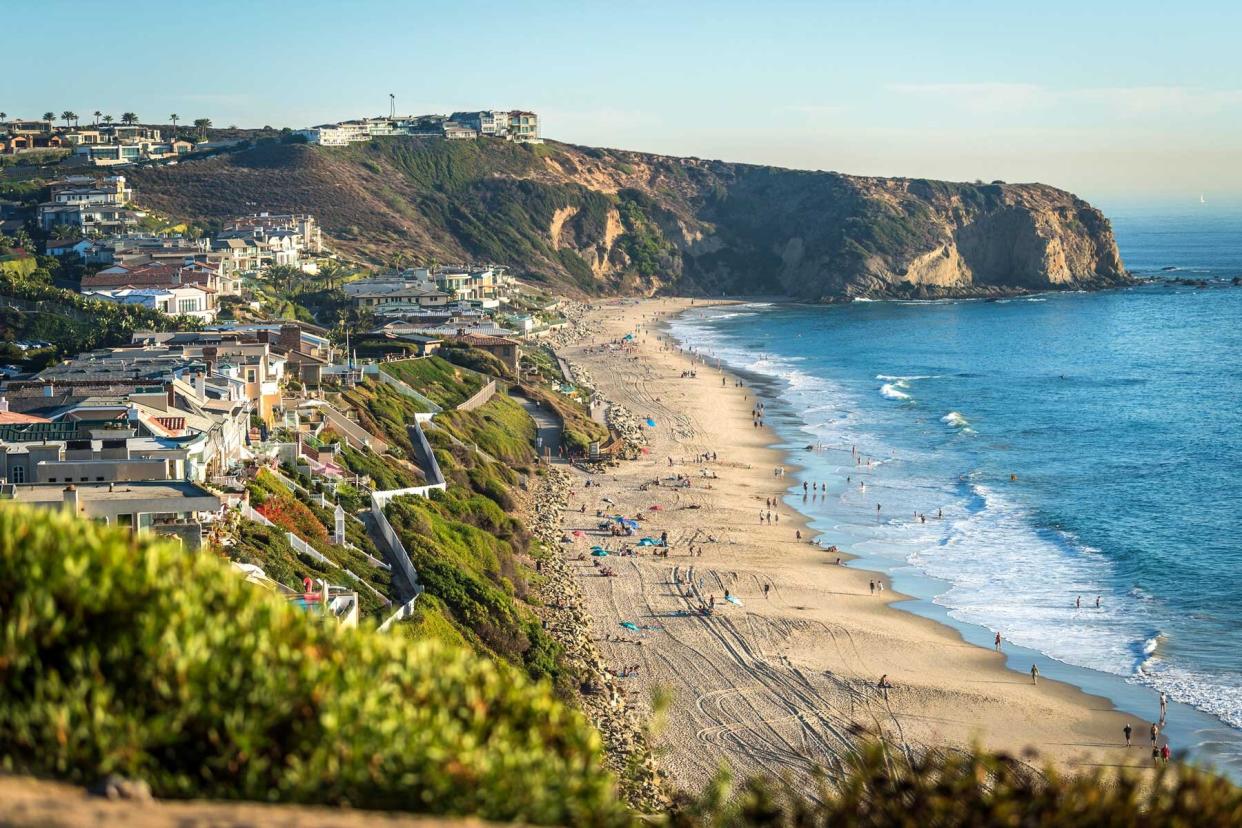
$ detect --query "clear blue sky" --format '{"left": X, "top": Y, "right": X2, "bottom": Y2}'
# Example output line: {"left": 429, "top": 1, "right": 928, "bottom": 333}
{"left": 6, "top": 0, "right": 1241, "bottom": 205}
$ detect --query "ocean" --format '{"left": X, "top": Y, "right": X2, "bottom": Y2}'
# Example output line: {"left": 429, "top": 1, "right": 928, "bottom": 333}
{"left": 667, "top": 207, "right": 1242, "bottom": 775}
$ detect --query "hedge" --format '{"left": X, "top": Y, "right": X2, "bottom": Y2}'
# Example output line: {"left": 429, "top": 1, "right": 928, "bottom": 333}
{"left": 0, "top": 505, "right": 624, "bottom": 825}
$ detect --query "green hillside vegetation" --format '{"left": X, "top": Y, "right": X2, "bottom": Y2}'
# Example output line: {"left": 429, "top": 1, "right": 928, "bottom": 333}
{"left": 379, "top": 355, "right": 486, "bottom": 407}
{"left": 0, "top": 261, "right": 184, "bottom": 360}
{"left": 338, "top": 380, "right": 430, "bottom": 452}
{"left": 239, "top": 470, "right": 393, "bottom": 609}
{"left": 222, "top": 518, "right": 384, "bottom": 616}
{"left": 432, "top": 393, "right": 538, "bottom": 470}
{"left": 0, "top": 505, "right": 623, "bottom": 825}
{"left": 332, "top": 439, "right": 422, "bottom": 490}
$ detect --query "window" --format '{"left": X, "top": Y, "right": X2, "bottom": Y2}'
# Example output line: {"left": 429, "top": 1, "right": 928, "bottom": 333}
{"left": 178, "top": 298, "right": 198, "bottom": 313}
{"left": 48, "top": 477, "right": 56, "bottom": 483}
{"left": 11, "top": 466, "right": 24, "bottom": 484}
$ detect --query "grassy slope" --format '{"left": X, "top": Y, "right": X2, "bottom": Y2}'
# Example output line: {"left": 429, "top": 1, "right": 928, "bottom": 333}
{"left": 378, "top": 356, "right": 485, "bottom": 408}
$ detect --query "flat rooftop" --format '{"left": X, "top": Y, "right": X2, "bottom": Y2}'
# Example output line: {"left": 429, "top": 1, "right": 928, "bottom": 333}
{"left": 8, "top": 481, "right": 216, "bottom": 504}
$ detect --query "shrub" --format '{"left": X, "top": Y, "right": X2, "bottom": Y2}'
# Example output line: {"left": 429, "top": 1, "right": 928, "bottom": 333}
{"left": 670, "top": 742, "right": 1242, "bottom": 826}
{"left": 0, "top": 506, "right": 623, "bottom": 825}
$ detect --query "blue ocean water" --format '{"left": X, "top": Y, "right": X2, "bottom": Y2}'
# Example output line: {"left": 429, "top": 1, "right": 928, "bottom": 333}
{"left": 668, "top": 207, "right": 1242, "bottom": 771}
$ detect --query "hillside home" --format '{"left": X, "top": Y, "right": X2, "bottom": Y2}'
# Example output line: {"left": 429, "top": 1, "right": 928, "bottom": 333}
{"left": 84, "top": 285, "right": 218, "bottom": 322}
{"left": 2, "top": 480, "right": 221, "bottom": 549}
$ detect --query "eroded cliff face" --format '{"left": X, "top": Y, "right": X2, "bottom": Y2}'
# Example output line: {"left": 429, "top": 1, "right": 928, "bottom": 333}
{"left": 128, "top": 139, "right": 1127, "bottom": 299}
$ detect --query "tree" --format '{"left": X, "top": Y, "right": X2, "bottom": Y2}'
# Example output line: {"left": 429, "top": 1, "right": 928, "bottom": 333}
{"left": 93, "top": 110, "right": 102, "bottom": 125}
{"left": 264, "top": 264, "right": 302, "bottom": 293}
{"left": 169, "top": 113, "right": 179, "bottom": 134}
{"left": 121, "top": 112, "right": 138, "bottom": 126}
{"left": 0, "top": 112, "right": 7, "bottom": 122}
{"left": 102, "top": 115, "right": 114, "bottom": 126}
{"left": 42, "top": 112, "right": 54, "bottom": 123}
{"left": 60, "top": 111, "right": 77, "bottom": 128}
{"left": 193, "top": 118, "right": 212, "bottom": 140}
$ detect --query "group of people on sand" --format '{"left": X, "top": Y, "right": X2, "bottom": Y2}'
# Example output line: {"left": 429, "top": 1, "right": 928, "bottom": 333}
{"left": 1120, "top": 692, "right": 1173, "bottom": 764}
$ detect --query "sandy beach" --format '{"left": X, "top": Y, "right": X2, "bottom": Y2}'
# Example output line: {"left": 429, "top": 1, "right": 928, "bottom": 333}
{"left": 552, "top": 297, "right": 1149, "bottom": 793}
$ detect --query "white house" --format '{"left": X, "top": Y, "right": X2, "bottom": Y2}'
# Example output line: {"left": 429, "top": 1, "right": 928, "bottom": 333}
{"left": 85, "top": 285, "right": 218, "bottom": 322}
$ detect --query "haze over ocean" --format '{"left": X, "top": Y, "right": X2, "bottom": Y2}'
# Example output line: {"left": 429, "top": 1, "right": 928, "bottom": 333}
{"left": 669, "top": 209, "right": 1242, "bottom": 772}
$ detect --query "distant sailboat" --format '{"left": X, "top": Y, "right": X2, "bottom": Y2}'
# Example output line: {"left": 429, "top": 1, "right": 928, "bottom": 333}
{"left": 1200, "top": 193, "right": 1207, "bottom": 204}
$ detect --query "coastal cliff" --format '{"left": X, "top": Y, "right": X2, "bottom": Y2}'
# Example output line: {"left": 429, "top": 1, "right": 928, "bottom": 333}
{"left": 128, "top": 138, "right": 1128, "bottom": 299}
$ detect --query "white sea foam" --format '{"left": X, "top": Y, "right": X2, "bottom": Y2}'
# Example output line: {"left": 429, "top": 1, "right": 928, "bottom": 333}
{"left": 668, "top": 301, "right": 1242, "bottom": 746}
{"left": 941, "top": 411, "right": 970, "bottom": 429}
{"left": 876, "top": 373, "right": 939, "bottom": 382}
{"left": 880, "top": 383, "right": 911, "bottom": 400}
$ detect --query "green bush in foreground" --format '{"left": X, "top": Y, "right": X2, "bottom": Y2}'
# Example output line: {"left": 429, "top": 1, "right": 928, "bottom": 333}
{"left": 0, "top": 506, "right": 624, "bottom": 825}
{"left": 671, "top": 742, "right": 1242, "bottom": 827}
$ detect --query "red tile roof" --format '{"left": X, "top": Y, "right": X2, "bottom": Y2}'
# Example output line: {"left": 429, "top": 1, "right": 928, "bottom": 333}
{"left": 0, "top": 411, "right": 51, "bottom": 424}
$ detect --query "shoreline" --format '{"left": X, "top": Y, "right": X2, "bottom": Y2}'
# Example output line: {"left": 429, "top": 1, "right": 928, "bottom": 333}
{"left": 552, "top": 297, "right": 1156, "bottom": 793}
{"left": 659, "top": 297, "right": 1242, "bottom": 780}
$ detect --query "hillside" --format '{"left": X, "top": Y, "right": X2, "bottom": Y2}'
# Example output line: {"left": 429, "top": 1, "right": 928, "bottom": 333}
{"left": 127, "top": 138, "right": 1129, "bottom": 299}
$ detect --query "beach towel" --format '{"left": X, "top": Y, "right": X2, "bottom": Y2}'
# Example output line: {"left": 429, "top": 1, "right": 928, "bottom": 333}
{"left": 572, "top": 530, "right": 585, "bottom": 537}
{"left": 646, "top": 418, "right": 657, "bottom": 427}
{"left": 591, "top": 549, "right": 609, "bottom": 557}
{"left": 649, "top": 504, "right": 663, "bottom": 511}
{"left": 636, "top": 537, "right": 659, "bottom": 546}
{"left": 725, "top": 595, "right": 743, "bottom": 606}
{"left": 620, "top": 621, "right": 640, "bottom": 631}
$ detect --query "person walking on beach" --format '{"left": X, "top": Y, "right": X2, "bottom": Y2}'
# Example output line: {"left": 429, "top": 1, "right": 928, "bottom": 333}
{"left": 1161, "top": 743, "right": 1171, "bottom": 766}
{"left": 1124, "top": 722, "right": 1133, "bottom": 747}
{"left": 1152, "top": 744, "right": 1161, "bottom": 767}
{"left": 1030, "top": 664, "right": 1040, "bottom": 685}
{"left": 870, "top": 580, "right": 876, "bottom": 595}
{"left": 1160, "top": 692, "right": 1168, "bottom": 724}
{"left": 877, "top": 674, "right": 893, "bottom": 701}
{"left": 1150, "top": 722, "right": 1160, "bottom": 746}
{"left": 763, "top": 583, "right": 770, "bottom": 599}
{"left": 994, "top": 631, "right": 1002, "bottom": 652}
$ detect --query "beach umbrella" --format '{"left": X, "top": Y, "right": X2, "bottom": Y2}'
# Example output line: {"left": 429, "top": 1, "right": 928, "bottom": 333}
{"left": 591, "top": 549, "right": 609, "bottom": 557}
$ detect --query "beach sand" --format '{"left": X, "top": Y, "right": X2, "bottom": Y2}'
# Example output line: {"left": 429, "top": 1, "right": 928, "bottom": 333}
{"left": 553, "top": 297, "right": 1148, "bottom": 794}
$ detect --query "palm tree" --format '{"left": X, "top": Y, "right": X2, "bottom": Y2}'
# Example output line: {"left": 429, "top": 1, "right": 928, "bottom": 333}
{"left": 169, "top": 113, "right": 179, "bottom": 135}
{"left": 0, "top": 112, "right": 7, "bottom": 122}
{"left": 42, "top": 112, "right": 55, "bottom": 123}
{"left": 193, "top": 118, "right": 212, "bottom": 140}
{"left": 60, "top": 111, "right": 77, "bottom": 129}
{"left": 102, "top": 115, "right": 114, "bottom": 126}
{"left": 93, "top": 110, "right": 102, "bottom": 126}
{"left": 121, "top": 112, "right": 138, "bottom": 126}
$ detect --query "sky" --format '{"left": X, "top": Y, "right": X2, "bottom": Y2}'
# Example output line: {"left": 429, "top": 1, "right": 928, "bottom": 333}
{"left": 5, "top": 0, "right": 1241, "bottom": 207}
